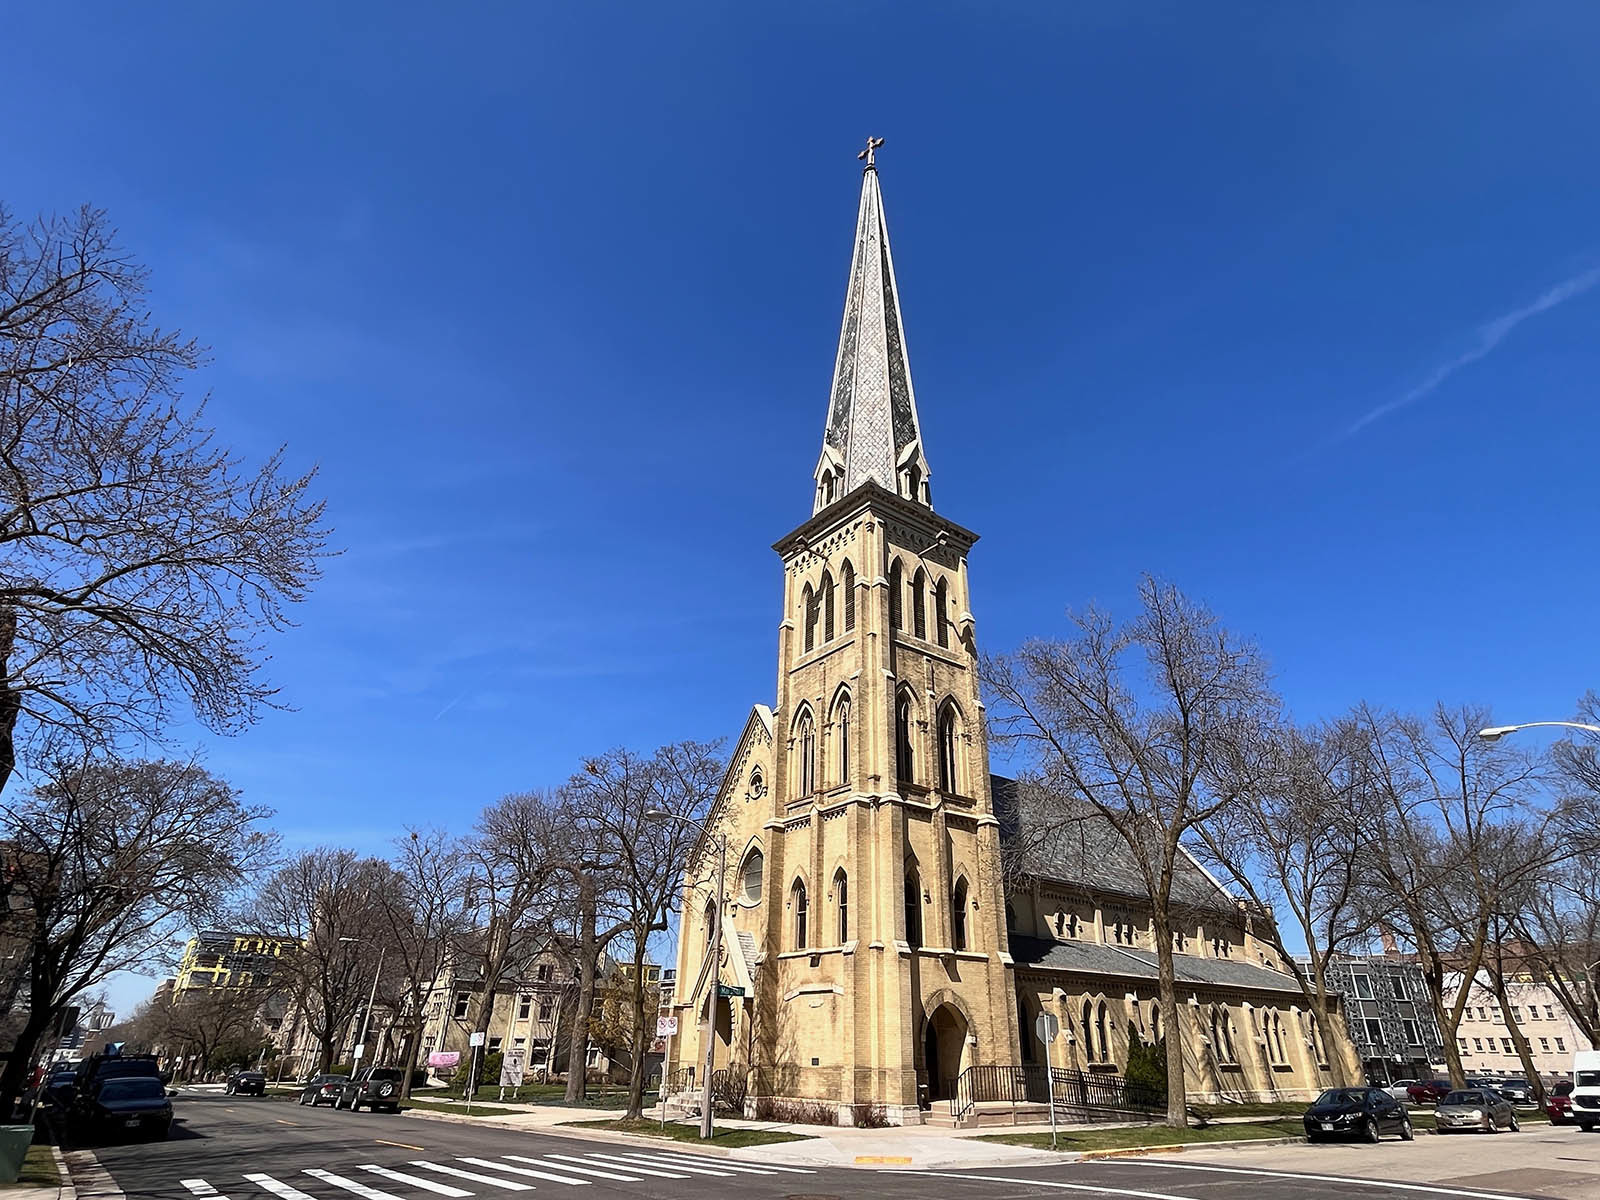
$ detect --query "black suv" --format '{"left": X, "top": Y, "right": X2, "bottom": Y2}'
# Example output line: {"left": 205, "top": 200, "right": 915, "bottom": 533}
{"left": 336, "top": 1067, "right": 404, "bottom": 1112}
{"left": 225, "top": 1070, "right": 266, "bottom": 1096}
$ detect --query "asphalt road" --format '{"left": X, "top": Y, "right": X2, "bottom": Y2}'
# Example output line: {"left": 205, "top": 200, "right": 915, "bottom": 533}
{"left": 68, "top": 1094, "right": 1590, "bottom": 1200}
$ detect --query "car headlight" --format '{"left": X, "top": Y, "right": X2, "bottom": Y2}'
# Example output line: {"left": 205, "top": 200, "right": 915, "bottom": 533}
{"left": 1470, "top": 1109, "right": 1482, "bottom": 1120}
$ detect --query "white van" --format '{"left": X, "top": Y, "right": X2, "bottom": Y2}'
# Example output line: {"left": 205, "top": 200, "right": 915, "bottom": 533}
{"left": 1572, "top": 1050, "right": 1600, "bottom": 1131}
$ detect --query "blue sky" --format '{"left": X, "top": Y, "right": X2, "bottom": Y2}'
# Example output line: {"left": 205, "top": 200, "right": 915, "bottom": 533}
{"left": 8, "top": 4, "right": 1600, "bottom": 1013}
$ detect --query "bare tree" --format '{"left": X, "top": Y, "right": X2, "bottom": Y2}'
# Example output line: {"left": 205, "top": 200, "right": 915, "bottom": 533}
{"left": 0, "top": 205, "right": 329, "bottom": 797}
{"left": 0, "top": 757, "right": 271, "bottom": 1109}
{"left": 983, "top": 576, "right": 1281, "bottom": 1127}
{"left": 1353, "top": 703, "right": 1558, "bottom": 1091}
{"left": 1195, "top": 720, "right": 1372, "bottom": 1084}
{"left": 561, "top": 740, "right": 722, "bottom": 1117}
{"left": 374, "top": 829, "right": 469, "bottom": 1097}
{"left": 157, "top": 982, "right": 274, "bottom": 1079}
{"left": 253, "top": 849, "right": 388, "bottom": 1075}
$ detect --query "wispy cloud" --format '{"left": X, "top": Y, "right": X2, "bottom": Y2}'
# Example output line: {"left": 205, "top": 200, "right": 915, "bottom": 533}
{"left": 1347, "top": 263, "right": 1600, "bottom": 437}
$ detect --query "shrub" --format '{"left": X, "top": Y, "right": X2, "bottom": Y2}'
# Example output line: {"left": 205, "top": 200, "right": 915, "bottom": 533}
{"left": 1123, "top": 1028, "right": 1168, "bottom": 1109}
{"left": 751, "top": 1096, "right": 839, "bottom": 1125}
{"left": 850, "top": 1102, "right": 890, "bottom": 1128}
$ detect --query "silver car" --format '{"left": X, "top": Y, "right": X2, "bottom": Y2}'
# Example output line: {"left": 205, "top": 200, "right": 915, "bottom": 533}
{"left": 1435, "top": 1088, "right": 1519, "bottom": 1133}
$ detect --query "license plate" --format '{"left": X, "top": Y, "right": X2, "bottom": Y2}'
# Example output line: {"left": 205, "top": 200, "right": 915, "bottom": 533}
{"left": 1320, "top": 1122, "right": 1334, "bottom": 1131}
{"left": 124, "top": 1117, "right": 140, "bottom": 1127}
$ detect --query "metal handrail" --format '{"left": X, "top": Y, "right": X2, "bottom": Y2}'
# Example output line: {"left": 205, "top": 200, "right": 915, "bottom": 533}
{"left": 948, "top": 1064, "right": 1165, "bottom": 1122}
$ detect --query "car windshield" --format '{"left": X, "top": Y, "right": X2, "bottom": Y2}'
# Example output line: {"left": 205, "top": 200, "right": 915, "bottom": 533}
{"left": 1554, "top": 1081, "right": 1574, "bottom": 1095}
{"left": 238, "top": 1072, "right": 263, "bottom": 1080}
{"left": 1314, "top": 1089, "right": 1366, "bottom": 1106}
{"left": 99, "top": 1078, "right": 165, "bottom": 1101}
{"left": 1443, "top": 1091, "right": 1483, "bottom": 1105}
{"left": 320, "top": 1075, "right": 349, "bottom": 1085}
{"left": 1578, "top": 1071, "right": 1600, "bottom": 1087}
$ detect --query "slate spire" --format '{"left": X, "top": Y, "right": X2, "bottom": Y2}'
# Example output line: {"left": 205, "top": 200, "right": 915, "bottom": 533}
{"left": 813, "top": 140, "right": 931, "bottom": 514}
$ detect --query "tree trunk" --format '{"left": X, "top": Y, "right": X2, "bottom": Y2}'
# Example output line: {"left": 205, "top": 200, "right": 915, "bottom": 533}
{"left": 1151, "top": 904, "right": 1188, "bottom": 1128}
{"left": 565, "top": 876, "right": 598, "bottom": 1103}
{"left": 0, "top": 1004, "right": 56, "bottom": 1116}
{"left": 399, "top": 1021, "right": 424, "bottom": 1099}
{"left": 1487, "top": 973, "right": 1547, "bottom": 1107}
{"left": 624, "top": 928, "right": 649, "bottom": 1119}
{"left": 0, "top": 604, "right": 21, "bottom": 799}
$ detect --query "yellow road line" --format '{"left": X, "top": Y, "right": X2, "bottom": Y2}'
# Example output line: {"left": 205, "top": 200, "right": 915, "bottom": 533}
{"left": 375, "top": 1140, "right": 426, "bottom": 1152}
{"left": 274, "top": 1119, "right": 299, "bottom": 1126}
{"left": 855, "top": 1156, "right": 912, "bottom": 1165}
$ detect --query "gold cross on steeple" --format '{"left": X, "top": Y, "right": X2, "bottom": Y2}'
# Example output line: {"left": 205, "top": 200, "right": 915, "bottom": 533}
{"left": 857, "top": 136, "right": 885, "bottom": 169}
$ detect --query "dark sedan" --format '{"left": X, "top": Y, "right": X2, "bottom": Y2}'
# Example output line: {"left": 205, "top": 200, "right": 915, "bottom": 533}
{"left": 1303, "top": 1086, "right": 1415, "bottom": 1143}
{"left": 225, "top": 1070, "right": 266, "bottom": 1096}
{"left": 38, "top": 1070, "right": 78, "bottom": 1109}
{"left": 69, "top": 1076, "right": 173, "bottom": 1141}
{"left": 296, "top": 1074, "right": 349, "bottom": 1106}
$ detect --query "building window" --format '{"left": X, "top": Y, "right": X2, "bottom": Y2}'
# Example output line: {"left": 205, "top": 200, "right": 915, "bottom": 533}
{"left": 740, "top": 848, "right": 765, "bottom": 903}
{"left": 796, "top": 709, "right": 816, "bottom": 795}
{"left": 1403, "top": 1018, "right": 1420, "bottom": 1047}
{"left": 842, "top": 562, "right": 856, "bottom": 632}
{"left": 539, "top": 999, "right": 553, "bottom": 1023}
{"left": 1540, "top": 1037, "right": 1551, "bottom": 1052}
{"left": 1173, "top": 930, "right": 1187, "bottom": 953}
{"left": 889, "top": 559, "right": 903, "bottom": 630}
{"left": 1557, "top": 1038, "right": 1567, "bottom": 1052}
{"left": 1096, "top": 1002, "right": 1111, "bottom": 1065}
{"left": 1458, "top": 1037, "right": 1469, "bottom": 1053}
{"left": 536, "top": 964, "right": 552, "bottom": 983}
{"left": 834, "top": 693, "right": 852, "bottom": 786}
{"left": 791, "top": 879, "right": 809, "bottom": 949}
{"left": 1353, "top": 974, "right": 1374, "bottom": 1000}
{"left": 952, "top": 878, "right": 969, "bottom": 952}
{"left": 454, "top": 992, "right": 471, "bottom": 1019}
{"left": 935, "top": 577, "right": 950, "bottom": 647}
{"left": 1473, "top": 1038, "right": 1483, "bottom": 1051}
{"left": 517, "top": 995, "right": 532, "bottom": 1021}
{"left": 1391, "top": 978, "right": 1407, "bottom": 999}
{"left": 834, "top": 870, "right": 848, "bottom": 943}
{"left": 895, "top": 693, "right": 914, "bottom": 785}
{"left": 904, "top": 872, "right": 923, "bottom": 949}
{"left": 1529, "top": 1006, "right": 1540, "bottom": 1020}
{"left": 1510, "top": 1006, "right": 1522, "bottom": 1023}
{"left": 938, "top": 705, "right": 958, "bottom": 793}
{"left": 513, "top": 1036, "right": 526, "bottom": 1049}
{"left": 1362, "top": 1018, "right": 1382, "bottom": 1044}
{"left": 821, "top": 571, "right": 835, "bottom": 642}
{"left": 802, "top": 584, "right": 817, "bottom": 653}
{"left": 1500, "top": 1038, "right": 1514, "bottom": 1053}
{"left": 911, "top": 568, "right": 927, "bottom": 639}
{"left": 1547, "top": 1006, "right": 1556, "bottom": 1020}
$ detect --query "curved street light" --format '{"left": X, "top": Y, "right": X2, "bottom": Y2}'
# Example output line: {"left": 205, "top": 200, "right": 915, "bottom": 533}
{"left": 645, "top": 807, "right": 724, "bottom": 1141}
{"left": 1477, "top": 721, "right": 1600, "bottom": 743}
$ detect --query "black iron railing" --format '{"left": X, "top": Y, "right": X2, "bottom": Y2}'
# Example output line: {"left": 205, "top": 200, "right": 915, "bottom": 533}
{"left": 949, "top": 1064, "right": 1165, "bottom": 1122}
{"left": 660, "top": 1066, "right": 694, "bottom": 1095}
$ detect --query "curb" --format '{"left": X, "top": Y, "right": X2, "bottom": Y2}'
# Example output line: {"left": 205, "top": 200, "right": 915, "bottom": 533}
{"left": 51, "top": 1145, "right": 76, "bottom": 1200}
{"left": 1078, "top": 1135, "right": 1306, "bottom": 1160}
{"left": 394, "top": 1109, "right": 769, "bottom": 1160}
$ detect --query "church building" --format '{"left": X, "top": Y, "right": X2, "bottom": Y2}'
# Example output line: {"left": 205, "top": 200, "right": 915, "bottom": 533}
{"left": 665, "top": 145, "right": 1360, "bottom": 1125}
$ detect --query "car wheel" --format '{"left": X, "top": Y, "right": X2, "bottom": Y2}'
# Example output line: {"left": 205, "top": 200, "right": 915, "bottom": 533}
{"left": 1363, "top": 1118, "right": 1380, "bottom": 1144}
{"left": 1581, "top": 1120, "right": 1596, "bottom": 1132}
{"left": 1509, "top": 1114, "right": 1520, "bottom": 1133}
{"left": 1400, "top": 1117, "right": 1414, "bottom": 1141}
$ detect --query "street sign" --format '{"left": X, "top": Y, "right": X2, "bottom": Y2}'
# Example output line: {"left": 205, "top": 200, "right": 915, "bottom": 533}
{"left": 1036, "top": 1012, "right": 1060, "bottom": 1044}
{"left": 716, "top": 983, "right": 745, "bottom": 998}
{"left": 657, "top": 1015, "right": 679, "bottom": 1037}
{"left": 352, "top": 1044, "right": 365, "bottom": 1059}
{"left": 499, "top": 1048, "right": 525, "bottom": 1087}
{"left": 469, "top": 1031, "right": 486, "bottom": 1047}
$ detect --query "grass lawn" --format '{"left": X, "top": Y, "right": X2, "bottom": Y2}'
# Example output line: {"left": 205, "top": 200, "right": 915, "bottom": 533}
{"left": 566, "top": 1118, "right": 812, "bottom": 1147}
{"left": 979, "top": 1119, "right": 1306, "bottom": 1153}
{"left": 10, "top": 1144, "right": 60, "bottom": 1189}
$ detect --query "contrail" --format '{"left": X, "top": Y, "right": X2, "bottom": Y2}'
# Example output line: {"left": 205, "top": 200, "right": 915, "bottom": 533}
{"left": 1346, "top": 263, "right": 1600, "bottom": 437}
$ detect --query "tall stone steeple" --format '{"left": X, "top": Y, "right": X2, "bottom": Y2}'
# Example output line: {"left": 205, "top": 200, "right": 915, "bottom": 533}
{"left": 813, "top": 139, "right": 932, "bottom": 515}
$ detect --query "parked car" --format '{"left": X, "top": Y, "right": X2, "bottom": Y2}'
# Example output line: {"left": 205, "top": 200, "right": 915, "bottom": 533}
{"left": 1302, "top": 1087, "right": 1414, "bottom": 1143}
{"left": 1572, "top": 1050, "right": 1600, "bottom": 1131}
{"left": 224, "top": 1070, "right": 266, "bottom": 1096}
{"left": 39, "top": 1069, "right": 79, "bottom": 1109}
{"left": 296, "top": 1074, "right": 349, "bottom": 1106}
{"left": 67, "top": 1075, "right": 174, "bottom": 1141}
{"left": 1406, "top": 1079, "right": 1453, "bottom": 1104}
{"left": 336, "top": 1067, "right": 404, "bottom": 1112}
{"left": 1492, "top": 1077, "right": 1533, "bottom": 1105}
{"left": 1545, "top": 1080, "right": 1574, "bottom": 1124}
{"left": 1435, "top": 1088, "right": 1519, "bottom": 1133}
{"left": 1381, "top": 1079, "right": 1418, "bottom": 1102}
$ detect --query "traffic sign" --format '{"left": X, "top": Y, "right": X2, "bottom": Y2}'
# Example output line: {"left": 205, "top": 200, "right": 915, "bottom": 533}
{"left": 716, "top": 983, "right": 745, "bottom": 998}
{"left": 657, "top": 1015, "right": 679, "bottom": 1037}
{"left": 1035, "top": 1012, "right": 1060, "bottom": 1044}
{"left": 469, "top": 1031, "right": 486, "bottom": 1047}
{"left": 352, "top": 1044, "right": 365, "bottom": 1059}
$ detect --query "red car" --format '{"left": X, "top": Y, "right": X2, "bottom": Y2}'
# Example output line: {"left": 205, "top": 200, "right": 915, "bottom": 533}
{"left": 1546, "top": 1080, "right": 1574, "bottom": 1124}
{"left": 1407, "top": 1079, "right": 1453, "bottom": 1104}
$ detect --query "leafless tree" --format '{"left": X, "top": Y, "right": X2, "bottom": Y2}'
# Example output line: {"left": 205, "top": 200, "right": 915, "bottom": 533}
{"left": 561, "top": 740, "right": 722, "bottom": 1117}
{"left": 253, "top": 849, "right": 389, "bottom": 1075}
{"left": 373, "top": 828, "right": 469, "bottom": 1097}
{"left": 0, "top": 756, "right": 271, "bottom": 1109}
{"left": 152, "top": 982, "right": 275, "bottom": 1079}
{"left": 1510, "top": 862, "right": 1600, "bottom": 1048}
{"left": 983, "top": 576, "right": 1281, "bottom": 1127}
{"left": 0, "top": 205, "right": 329, "bottom": 797}
{"left": 1352, "top": 703, "right": 1559, "bottom": 1091}
{"left": 1194, "top": 719, "right": 1374, "bottom": 1085}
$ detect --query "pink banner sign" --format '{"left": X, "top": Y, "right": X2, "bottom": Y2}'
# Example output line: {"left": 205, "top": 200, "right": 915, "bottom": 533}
{"left": 427, "top": 1051, "right": 461, "bottom": 1068}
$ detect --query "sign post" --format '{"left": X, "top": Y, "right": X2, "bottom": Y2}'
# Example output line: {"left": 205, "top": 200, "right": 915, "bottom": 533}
{"left": 1036, "top": 1012, "right": 1061, "bottom": 1150}
{"left": 656, "top": 1015, "right": 679, "bottom": 1130}
{"left": 466, "top": 1031, "right": 486, "bottom": 1115}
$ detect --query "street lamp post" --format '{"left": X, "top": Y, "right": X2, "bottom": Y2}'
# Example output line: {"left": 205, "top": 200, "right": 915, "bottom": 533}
{"left": 645, "top": 807, "right": 725, "bottom": 1141}
{"left": 340, "top": 938, "right": 387, "bottom": 1066}
{"left": 1477, "top": 722, "right": 1600, "bottom": 742}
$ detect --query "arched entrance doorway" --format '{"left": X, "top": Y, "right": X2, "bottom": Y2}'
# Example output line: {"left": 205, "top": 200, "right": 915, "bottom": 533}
{"left": 923, "top": 1003, "right": 971, "bottom": 1102}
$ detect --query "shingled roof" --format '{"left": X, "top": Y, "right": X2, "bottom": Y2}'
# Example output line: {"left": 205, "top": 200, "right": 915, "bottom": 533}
{"left": 1009, "top": 935, "right": 1301, "bottom": 995}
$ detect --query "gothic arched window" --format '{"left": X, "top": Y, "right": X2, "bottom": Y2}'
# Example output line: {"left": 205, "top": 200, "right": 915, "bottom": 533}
{"left": 740, "top": 848, "right": 764, "bottom": 904}
{"left": 1095, "top": 1002, "right": 1110, "bottom": 1065}
{"left": 842, "top": 561, "right": 856, "bottom": 632}
{"left": 796, "top": 708, "right": 816, "bottom": 796}
{"left": 938, "top": 704, "right": 959, "bottom": 794}
{"left": 951, "top": 878, "right": 969, "bottom": 952}
{"left": 935, "top": 577, "right": 950, "bottom": 647}
{"left": 833, "top": 691, "right": 851, "bottom": 786}
{"left": 1081, "top": 999, "right": 1097, "bottom": 1061}
{"left": 911, "top": 568, "right": 927, "bottom": 639}
{"left": 888, "top": 559, "right": 903, "bottom": 630}
{"left": 834, "top": 869, "right": 848, "bottom": 943}
{"left": 904, "top": 870, "right": 922, "bottom": 948}
{"left": 802, "top": 583, "right": 817, "bottom": 653}
{"left": 704, "top": 897, "right": 716, "bottom": 949}
{"left": 791, "top": 879, "right": 808, "bottom": 949}
{"left": 821, "top": 570, "right": 835, "bottom": 642}
{"left": 895, "top": 693, "right": 914, "bottom": 785}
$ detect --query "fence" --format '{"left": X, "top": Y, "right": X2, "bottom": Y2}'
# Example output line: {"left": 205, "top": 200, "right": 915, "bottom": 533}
{"left": 949, "top": 1064, "right": 1165, "bottom": 1122}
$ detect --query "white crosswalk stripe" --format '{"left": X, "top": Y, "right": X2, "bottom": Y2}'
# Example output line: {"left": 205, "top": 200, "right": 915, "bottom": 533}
{"left": 580, "top": 1152, "right": 734, "bottom": 1178}
{"left": 603, "top": 1151, "right": 815, "bottom": 1176}
{"left": 505, "top": 1157, "right": 645, "bottom": 1183}
{"left": 408, "top": 1162, "right": 532, "bottom": 1191}
{"left": 182, "top": 1182, "right": 227, "bottom": 1199}
{"left": 244, "top": 1174, "right": 319, "bottom": 1200}
{"left": 544, "top": 1158, "right": 688, "bottom": 1184}
{"left": 355, "top": 1166, "right": 472, "bottom": 1197}
{"left": 457, "top": 1159, "right": 589, "bottom": 1187}
{"left": 303, "top": 1168, "right": 406, "bottom": 1200}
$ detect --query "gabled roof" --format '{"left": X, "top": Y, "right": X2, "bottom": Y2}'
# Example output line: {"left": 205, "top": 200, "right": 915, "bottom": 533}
{"left": 1011, "top": 935, "right": 1301, "bottom": 995}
